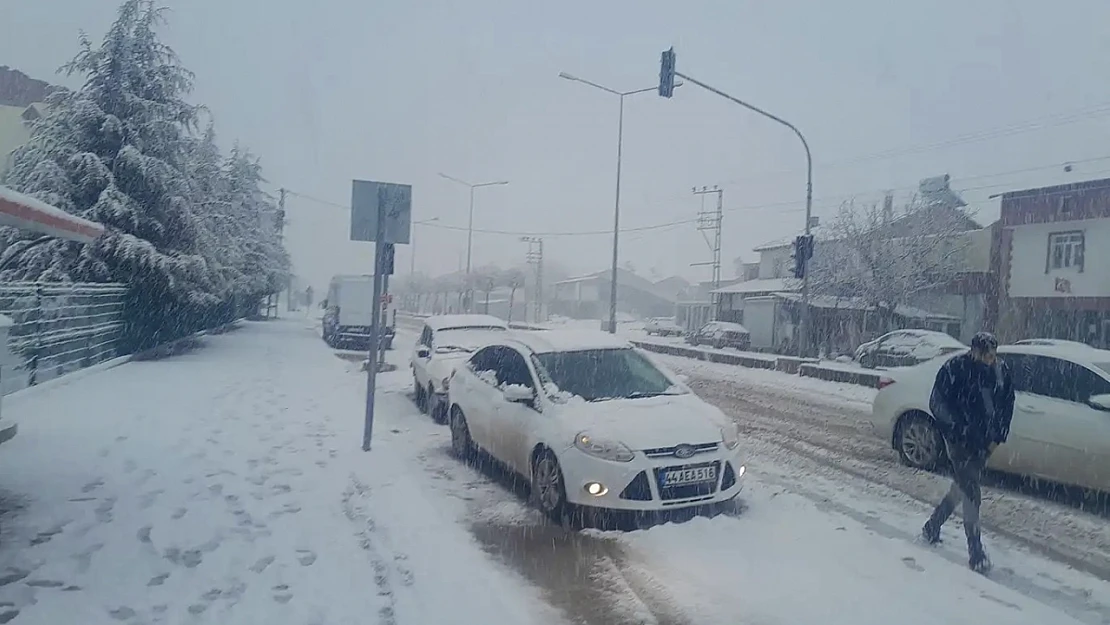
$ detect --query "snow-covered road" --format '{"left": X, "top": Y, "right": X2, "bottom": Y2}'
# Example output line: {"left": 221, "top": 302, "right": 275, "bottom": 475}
{"left": 0, "top": 320, "right": 1105, "bottom": 624}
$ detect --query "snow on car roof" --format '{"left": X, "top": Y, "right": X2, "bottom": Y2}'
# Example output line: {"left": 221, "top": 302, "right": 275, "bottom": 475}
{"left": 1000, "top": 343, "right": 1110, "bottom": 364}
{"left": 425, "top": 314, "right": 508, "bottom": 331}
{"left": 508, "top": 329, "right": 632, "bottom": 354}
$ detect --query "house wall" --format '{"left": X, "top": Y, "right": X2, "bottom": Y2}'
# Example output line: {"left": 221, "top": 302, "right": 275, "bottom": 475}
{"left": 757, "top": 247, "right": 791, "bottom": 279}
{"left": 1007, "top": 217, "right": 1110, "bottom": 298}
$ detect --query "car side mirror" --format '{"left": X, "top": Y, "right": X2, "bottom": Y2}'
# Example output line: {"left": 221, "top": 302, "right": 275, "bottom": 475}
{"left": 502, "top": 384, "right": 534, "bottom": 404}
{"left": 1088, "top": 394, "right": 1110, "bottom": 411}
{"left": 417, "top": 347, "right": 430, "bottom": 359}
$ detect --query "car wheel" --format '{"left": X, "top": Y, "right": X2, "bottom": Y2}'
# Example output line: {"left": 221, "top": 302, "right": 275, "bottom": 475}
{"left": 413, "top": 377, "right": 426, "bottom": 409}
{"left": 449, "top": 407, "right": 475, "bottom": 461}
{"left": 897, "top": 412, "right": 944, "bottom": 470}
{"left": 430, "top": 395, "right": 448, "bottom": 425}
{"left": 859, "top": 353, "right": 875, "bottom": 369}
{"left": 531, "top": 449, "right": 568, "bottom": 519}
{"left": 424, "top": 384, "right": 436, "bottom": 416}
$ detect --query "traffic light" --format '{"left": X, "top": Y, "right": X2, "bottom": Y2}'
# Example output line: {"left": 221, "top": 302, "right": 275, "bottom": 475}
{"left": 658, "top": 47, "right": 676, "bottom": 98}
{"left": 792, "top": 235, "right": 814, "bottom": 279}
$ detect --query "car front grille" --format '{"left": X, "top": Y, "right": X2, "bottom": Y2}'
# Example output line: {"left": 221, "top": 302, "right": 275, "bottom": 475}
{"left": 642, "top": 442, "right": 719, "bottom": 459}
{"left": 720, "top": 461, "right": 738, "bottom": 491}
{"left": 619, "top": 471, "right": 653, "bottom": 501}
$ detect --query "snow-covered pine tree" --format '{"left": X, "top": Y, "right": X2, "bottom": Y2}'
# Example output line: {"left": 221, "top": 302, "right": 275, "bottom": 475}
{"left": 0, "top": 0, "right": 290, "bottom": 349}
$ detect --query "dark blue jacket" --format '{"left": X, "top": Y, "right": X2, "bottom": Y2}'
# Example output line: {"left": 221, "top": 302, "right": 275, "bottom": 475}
{"left": 929, "top": 352, "right": 1015, "bottom": 452}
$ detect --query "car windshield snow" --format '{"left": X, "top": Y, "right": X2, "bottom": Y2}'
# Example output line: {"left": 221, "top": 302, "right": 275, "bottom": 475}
{"left": 434, "top": 328, "right": 505, "bottom": 353}
{"left": 532, "top": 348, "right": 684, "bottom": 402}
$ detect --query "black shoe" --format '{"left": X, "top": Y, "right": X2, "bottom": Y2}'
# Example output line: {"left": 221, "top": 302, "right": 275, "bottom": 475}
{"left": 969, "top": 552, "right": 992, "bottom": 574}
{"left": 921, "top": 522, "right": 941, "bottom": 545}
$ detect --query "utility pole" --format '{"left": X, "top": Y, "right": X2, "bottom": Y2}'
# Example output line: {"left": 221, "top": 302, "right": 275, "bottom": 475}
{"left": 658, "top": 47, "right": 814, "bottom": 356}
{"left": 273, "top": 188, "right": 287, "bottom": 319}
{"left": 691, "top": 186, "right": 723, "bottom": 292}
{"left": 521, "top": 237, "right": 544, "bottom": 323}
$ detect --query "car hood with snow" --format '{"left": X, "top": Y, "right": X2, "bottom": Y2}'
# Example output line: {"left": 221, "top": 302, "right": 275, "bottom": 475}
{"left": 553, "top": 392, "right": 731, "bottom": 451}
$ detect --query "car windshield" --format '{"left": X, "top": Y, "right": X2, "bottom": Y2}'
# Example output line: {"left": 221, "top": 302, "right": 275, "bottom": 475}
{"left": 434, "top": 328, "right": 505, "bottom": 353}
{"left": 532, "top": 348, "right": 683, "bottom": 402}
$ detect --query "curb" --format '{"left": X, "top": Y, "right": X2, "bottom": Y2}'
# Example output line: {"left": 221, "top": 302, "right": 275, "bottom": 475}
{"left": 631, "top": 340, "right": 880, "bottom": 389}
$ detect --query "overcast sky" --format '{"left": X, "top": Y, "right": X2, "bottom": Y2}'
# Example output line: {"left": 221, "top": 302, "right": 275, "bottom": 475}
{"left": 6, "top": 0, "right": 1110, "bottom": 290}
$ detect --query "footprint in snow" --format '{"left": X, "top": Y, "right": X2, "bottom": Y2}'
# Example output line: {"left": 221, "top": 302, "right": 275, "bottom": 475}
{"left": 901, "top": 556, "right": 925, "bottom": 572}
{"left": 249, "top": 556, "right": 275, "bottom": 574}
{"left": 296, "top": 550, "right": 317, "bottom": 566}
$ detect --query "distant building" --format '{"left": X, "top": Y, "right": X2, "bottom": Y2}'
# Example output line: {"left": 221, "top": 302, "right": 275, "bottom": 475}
{"left": 994, "top": 177, "right": 1110, "bottom": 348}
{"left": 550, "top": 268, "right": 676, "bottom": 320}
{"left": 0, "top": 66, "right": 59, "bottom": 179}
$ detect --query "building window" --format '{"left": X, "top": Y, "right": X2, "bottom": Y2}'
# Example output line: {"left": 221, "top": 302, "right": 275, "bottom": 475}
{"left": 1046, "top": 231, "right": 1084, "bottom": 273}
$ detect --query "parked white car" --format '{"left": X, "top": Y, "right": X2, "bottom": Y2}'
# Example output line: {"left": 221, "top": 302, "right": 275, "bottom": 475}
{"left": 412, "top": 314, "right": 509, "bottom": 423}
{"left": 644, "top": 317, "right": 684, "bottom": 337}
{"left": 854, "top": 329, "right": 965, "bottom": 369}
{"left": 1013, "top": 338, "right": 1095, "bottom": 350}
{"left": 446, "top": 330, "right": 746, "bottom": 517}
{"left": 869, "top": 344, "right": 1110, "bottom": 493}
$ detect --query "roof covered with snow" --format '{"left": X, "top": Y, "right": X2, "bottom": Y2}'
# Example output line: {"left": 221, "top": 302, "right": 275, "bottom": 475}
{"left": 509, "top": 329, "right": 632, "bottom": 354}
{"left": 425, "top": 314, "right": 509, "bottom": 332}
{"left": 712, "top": 277, "right": 800, "bottom": 295}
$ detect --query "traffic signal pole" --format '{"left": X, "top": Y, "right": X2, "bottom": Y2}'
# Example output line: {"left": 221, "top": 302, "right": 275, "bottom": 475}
{"left": 658, "top": 48, "right": 814, "bottom": 356}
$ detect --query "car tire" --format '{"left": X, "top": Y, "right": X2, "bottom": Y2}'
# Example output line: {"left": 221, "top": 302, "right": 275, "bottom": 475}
{"left": 449, "top": 407, "right": 475, "bottom": 461}
{"left": 531, "top": 449, "right": 568, "bottom": 519}
{"left": 414, "top": 377, "right": 426, "bottom": 410}
{"left": 896, "top": 412, "right": 945, "bottom": 470}
{"left": 424, "top": 384, "right": 436, "bottom": 416}
{"left": 430, "top": 394, "right": 448, "bottom": 425}
{"left": 859, "top": 353, "right": 875, "bottom": 369}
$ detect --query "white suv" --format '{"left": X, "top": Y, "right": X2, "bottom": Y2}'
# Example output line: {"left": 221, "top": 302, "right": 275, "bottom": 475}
{"left": 411, "top": 314, "right": 508, "bottom": 423}
{"left": 446, "top": 330, "right": 746, "bottom": 518}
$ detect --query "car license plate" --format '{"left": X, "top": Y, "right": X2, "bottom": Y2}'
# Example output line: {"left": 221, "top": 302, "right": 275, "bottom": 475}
{"left": 663, "top": 465, "right": 717, "bottom": 487}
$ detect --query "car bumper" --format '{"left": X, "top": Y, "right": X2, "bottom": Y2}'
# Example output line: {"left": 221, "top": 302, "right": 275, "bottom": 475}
{"left": 558, "top": 446, "right": 746, "bottom": 512}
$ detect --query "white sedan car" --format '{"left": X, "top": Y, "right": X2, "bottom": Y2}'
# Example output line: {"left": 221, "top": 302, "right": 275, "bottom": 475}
{"left": 869, "top": 344, "right": 1110, "bottom": 493}
{"left": 411, "top": 314, "right": 508, "bottom": 423}
{"left": 446, "top": 330, "right": 746, "bottom": 517}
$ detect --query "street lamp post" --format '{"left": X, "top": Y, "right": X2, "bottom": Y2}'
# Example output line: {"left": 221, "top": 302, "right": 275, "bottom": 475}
{"left": 410, "top": 217, "right": 440, "bottom": 276}
{"left": 438, "top": 173, "right": 508, "bottom": 312}
{"left": 559, "top": 72, "right": 680, "bottom": 334}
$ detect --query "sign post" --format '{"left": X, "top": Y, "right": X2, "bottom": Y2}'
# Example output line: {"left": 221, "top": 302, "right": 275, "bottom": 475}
{"left": 351, "top": 180, "right": 412, "bottom": 451}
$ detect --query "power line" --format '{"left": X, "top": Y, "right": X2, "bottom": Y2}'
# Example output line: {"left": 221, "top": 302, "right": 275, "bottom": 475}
{"left": 717, "top": 101, "right": 1110, "bottom": 185}
{"left": 278, "top": 154, "right": 1110, "bottom": 239}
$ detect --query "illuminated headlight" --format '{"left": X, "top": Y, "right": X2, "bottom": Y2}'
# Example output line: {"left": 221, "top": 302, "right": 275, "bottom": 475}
{"left": 721, "top": 424, "right": 741, "bottom": 450}
{"left": 574, "top": 433, "right": 635, "bottom": 463}
{"left": 583, "top": 482, "right": 608, "bottom": 496}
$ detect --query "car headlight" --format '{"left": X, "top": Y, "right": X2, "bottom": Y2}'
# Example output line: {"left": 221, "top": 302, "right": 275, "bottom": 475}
{"left": 574, "top": 432, "right": 635, "bottom": 463}
{"left": 721, "top": 424, "right": 740, "bottom": 450}
{"left": 440, "top": 375, "right": 451, "bottom": 392}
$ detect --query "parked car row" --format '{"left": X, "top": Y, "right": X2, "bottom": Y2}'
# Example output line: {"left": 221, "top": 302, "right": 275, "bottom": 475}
{"left": 409, "top": 314, "right": 747, "bottom": 518}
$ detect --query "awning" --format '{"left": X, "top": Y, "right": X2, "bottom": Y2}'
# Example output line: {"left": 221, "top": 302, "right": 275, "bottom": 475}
{"left": 0, "top": 186, "right": 104, "bottom": 244}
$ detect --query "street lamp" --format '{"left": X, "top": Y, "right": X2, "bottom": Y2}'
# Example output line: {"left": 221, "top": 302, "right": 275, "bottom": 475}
{"left": 438, "top": 173, "right": 509, "bottom": 311}
{"left": 410, "top": 217, "right": 440, "bottom": 276}
{"left": 559, "top": 72, "right": 681, "bottom": 334}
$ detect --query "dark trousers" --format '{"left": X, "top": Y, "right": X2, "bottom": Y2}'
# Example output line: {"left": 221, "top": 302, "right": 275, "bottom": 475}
{"left": 925, "top": 440, "right": 990, "bottom": 559}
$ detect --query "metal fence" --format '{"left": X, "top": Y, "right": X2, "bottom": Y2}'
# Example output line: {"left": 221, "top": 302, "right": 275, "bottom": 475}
{"left": 0, "top": 282, "right": 128, "bottom": 395}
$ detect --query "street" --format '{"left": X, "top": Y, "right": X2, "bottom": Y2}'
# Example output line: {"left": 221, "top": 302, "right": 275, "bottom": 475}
{"left": 0, "top": 320, "right": 1106, "bottom": 624}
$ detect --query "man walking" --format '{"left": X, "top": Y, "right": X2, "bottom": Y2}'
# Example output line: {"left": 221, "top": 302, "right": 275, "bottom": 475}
{"left": 922, "top": 332, "right": 1014, "bottom": 573}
